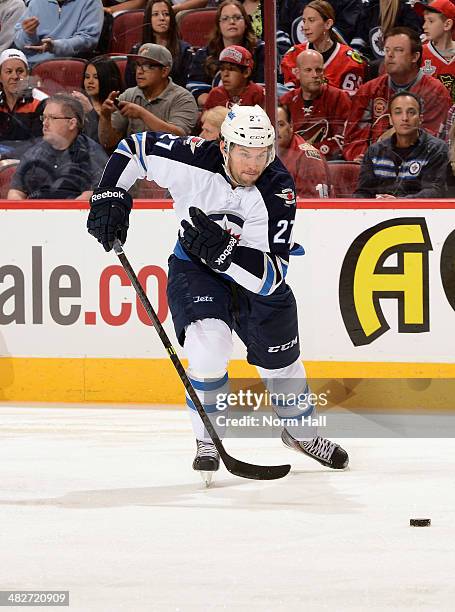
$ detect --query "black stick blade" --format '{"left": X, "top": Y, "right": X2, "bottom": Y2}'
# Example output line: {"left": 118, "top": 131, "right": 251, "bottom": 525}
{"left": 224, "top": 456, "right": 291, "bottom": 480}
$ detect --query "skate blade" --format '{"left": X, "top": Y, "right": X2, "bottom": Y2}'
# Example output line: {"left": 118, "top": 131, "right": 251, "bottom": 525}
{"left": 200, "top": 471, "right": 215, "bottom": 487}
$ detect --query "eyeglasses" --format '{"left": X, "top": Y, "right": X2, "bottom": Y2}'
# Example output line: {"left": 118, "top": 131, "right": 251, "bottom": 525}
{"left": 134, "top": 62, "right": 162, "bottom": 72}
{"left": 40, "top": 115, "right": 74, "bottom": 122}
{"left": 219, "top": 14, "right": 244, "bottom": 22}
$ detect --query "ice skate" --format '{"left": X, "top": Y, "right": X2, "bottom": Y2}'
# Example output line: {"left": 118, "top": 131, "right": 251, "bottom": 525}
{"left": 193, "top": 440, "right": 220, "bottom": 486}
{"left": 282, "top": 429, "right": 349, "bottom": 469}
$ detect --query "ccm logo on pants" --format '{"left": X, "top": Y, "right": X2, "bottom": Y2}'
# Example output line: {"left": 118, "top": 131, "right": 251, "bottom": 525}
{"left": 268, "top": 337, "right": 298, "bottom": 353}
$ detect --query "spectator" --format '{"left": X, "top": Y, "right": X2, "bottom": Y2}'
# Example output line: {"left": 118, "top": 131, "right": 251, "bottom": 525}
{"left": 277, "top": 103, "right": 332, "bottom": 197}
{"left": 414, "top": 0, "right": 455, "bottom": 102}
{"left": 280, "top": 0, "right": 366, "bottom": 96}
{"left": 13, "top": 0, "right": 104, "bottom": 66}
{"left": 279, "top": 0, "right": 362, "bottom": 45}
{"left": 127, "top": 0, "right": 192, "bottom": 88}
{"left": 187, "top": 0, "right": 265, "bottom": 106}
{"left": 351, "top": 0, "right": 422, "bottom": 68}
{"left": 98, "top": 43, "right": 198, "bottom": 150}
{"left": 354, "top": 91, "right": 448, "bottom": 198}
{"left": 0, "top": 48, "right": 47, "bottom": 158}
{"left": 71, "top": 56, "right": 123, "bottom": 144}
{"left": 204, "top": 45, "right": 264, "bottom": 110}
{"left": 0, "top": 0, "right": 26, "bottom": 53}
{"left": 7, "top": 93, "right": 108, "bottom": 200}
{"left": 199, "top": 105, "right": 229, "bottom": 139}
{"left": 279, "top": 49, "right": 351, "bottom": 159}
{"left": 344, "top": 27, "right": 452, "bottom": 161}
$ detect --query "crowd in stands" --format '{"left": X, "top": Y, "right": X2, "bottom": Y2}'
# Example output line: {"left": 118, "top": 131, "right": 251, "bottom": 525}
{"left": 1, "top": 0, "right": 455, "bottom": 200}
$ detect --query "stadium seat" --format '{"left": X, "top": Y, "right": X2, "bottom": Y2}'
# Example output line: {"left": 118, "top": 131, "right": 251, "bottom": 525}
{"left": 31, "top": 58, "right": 87, "bottom": 95}
{"left": 176, "top": 8, "right": 217, "bottom": 47}
{"left": 104, "top": 54, "right": 129, "bottom": 83}
{"left": 109, "top": 10, "right": 144, "bottom": 54}
{"left": 327, "top": 161, "right": 361, "bottom": 197}
{"left": 0, "top": 159, "right": 20, "bottom": 199}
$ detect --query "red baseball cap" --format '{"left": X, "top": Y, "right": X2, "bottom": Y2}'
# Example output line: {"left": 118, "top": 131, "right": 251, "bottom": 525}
{"left": 414, "top": 0, "right": 455, "bottom": 20}
{"left": 219, "top": 45, "right": 254, "bottom": 70}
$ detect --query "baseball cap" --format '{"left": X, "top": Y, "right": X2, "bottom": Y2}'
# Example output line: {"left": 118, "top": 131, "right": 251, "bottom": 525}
{"left": 219, "top": 45, "right": 254, "bottom": 70}
{"left": 130, "top": 43, "right": 173, "bottom": 69}
{"left": 414, "top": 0, "right": 455, "bottom": 20}
{"left": 0, "top": 49, "right": 28, "bottom": 68}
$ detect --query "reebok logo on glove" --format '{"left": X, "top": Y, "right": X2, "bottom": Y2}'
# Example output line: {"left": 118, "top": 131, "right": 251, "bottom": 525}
{"left": 87, "top": 186, "right": 133, "bottom": 252}
{"left": 215, "top": 236, "right": 237, "bottom": 268}
{"left": 91, "top": 190, "right": 125, "bottom": 202}
{"left": 180, "top": 207, "right": 238, "bottom": 272}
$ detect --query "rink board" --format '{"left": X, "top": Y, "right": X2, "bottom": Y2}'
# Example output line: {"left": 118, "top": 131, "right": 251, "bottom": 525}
{"left": 0, "top": 198, "right": 454, "bottom": 403}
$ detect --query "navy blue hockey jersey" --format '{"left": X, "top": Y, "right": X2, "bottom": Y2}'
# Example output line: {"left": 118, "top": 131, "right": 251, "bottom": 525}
{"left": 99, "top": 132, "right": 298, "bottom": 296}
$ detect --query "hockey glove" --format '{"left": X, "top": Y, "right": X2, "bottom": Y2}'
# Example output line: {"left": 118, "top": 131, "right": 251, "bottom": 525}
{"left": 180, "top": 207, "right": 238, "bottom": 272}
{"left": 87, "top": 187, "right": 133, "bottom": 252}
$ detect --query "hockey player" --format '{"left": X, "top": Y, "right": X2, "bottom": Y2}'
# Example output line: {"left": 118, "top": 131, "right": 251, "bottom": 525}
{"left": 86, "top": 105, "right": 349, "bottom": 483}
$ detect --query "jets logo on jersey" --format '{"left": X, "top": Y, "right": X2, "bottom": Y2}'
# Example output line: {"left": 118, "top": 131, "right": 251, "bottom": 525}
{"left": 275, "top": 188, "right": 296, "bottom": 207}
{"left": 409, "top": 161, "right": 421, "bottom": 176}
{"left": 370, "top": 26, "right": 385, "bottom": 58}
{"left": 209, "top": 212, "right": 243, "bottom": 239}
{"left": 185, "top": 136, "right": 204, "bottom": 154}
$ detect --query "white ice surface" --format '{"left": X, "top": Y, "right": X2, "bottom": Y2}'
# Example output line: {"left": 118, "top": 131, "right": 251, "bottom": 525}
{"left": 1, "top": 404, "right": 454, "bottom": 612}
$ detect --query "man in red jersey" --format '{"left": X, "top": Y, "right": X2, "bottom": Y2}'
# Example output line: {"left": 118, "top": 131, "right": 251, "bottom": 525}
{"left": 277, "top": 104, "right": 333, "bottom": 198}
{"left": 279, "top": 49, "right": 351, "bottom": 159}
{"left": 344, "top": 26, "right": 451, "bottom": 161}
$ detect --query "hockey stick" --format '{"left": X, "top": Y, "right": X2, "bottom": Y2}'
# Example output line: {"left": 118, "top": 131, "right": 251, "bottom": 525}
{"left": 113, "top": 239, "right": 291, "bottom": 481}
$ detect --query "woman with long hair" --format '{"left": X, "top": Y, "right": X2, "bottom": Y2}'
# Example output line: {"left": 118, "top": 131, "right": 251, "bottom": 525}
{"left": 187, "top": 0, "right": 264, "bottom": 106}
{"left": 72, "top": 55, "right": 123, "bottom": 143}
{"left": 350, "top": 0, "right": 422, "bottom": 65}
{"left": 127, "top": 0, "right": 192, "bottom": 87}
{"left": 281, "top": 0, "right": 366, "bottom": 96}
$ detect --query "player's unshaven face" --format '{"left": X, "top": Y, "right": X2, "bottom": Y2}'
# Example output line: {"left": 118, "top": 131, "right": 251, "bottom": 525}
{"left": 223, "top": 143, "right": 269, "bottom": 186}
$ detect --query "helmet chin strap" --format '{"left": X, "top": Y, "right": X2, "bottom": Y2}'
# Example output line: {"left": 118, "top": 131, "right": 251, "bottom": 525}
{"left": 221, "top": 139, "right": 247, "bottom": 188}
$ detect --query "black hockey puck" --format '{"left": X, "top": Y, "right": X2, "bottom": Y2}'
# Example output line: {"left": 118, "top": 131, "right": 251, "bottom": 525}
{"left": 410, "top": 518, "right": 431, "bottom": 527}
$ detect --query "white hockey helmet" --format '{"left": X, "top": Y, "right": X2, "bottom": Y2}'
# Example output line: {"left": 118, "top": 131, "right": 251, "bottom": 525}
{"left": 220, "top": 104, "right": 276, "bottom": 171}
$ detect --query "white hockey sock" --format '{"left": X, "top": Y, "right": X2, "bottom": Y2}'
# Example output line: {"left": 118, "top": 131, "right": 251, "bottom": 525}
{"left": 257, "top": 360, "right": 317, "bottom": 441}
{"left": 186, "top": 372, "right": 229, "bottom": 442}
